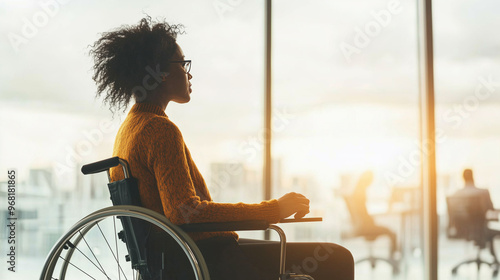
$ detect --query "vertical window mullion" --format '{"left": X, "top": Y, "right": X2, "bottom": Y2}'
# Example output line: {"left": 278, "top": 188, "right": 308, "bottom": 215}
{"left": 418, "top": 0, "right": 438, "bottom": 279}
{"left": 264, "top": 0, "right": 273, "bottom": 240}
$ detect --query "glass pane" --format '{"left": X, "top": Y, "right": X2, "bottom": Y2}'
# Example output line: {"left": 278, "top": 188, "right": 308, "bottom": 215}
{"left": 0, "top": 0, "right": 263, "bottom": 278}
{"left": 434, "top": 0, "right": 500, "bottom": 279}
{"left": 273, "top": 0, "right": 423, "bottom": 279}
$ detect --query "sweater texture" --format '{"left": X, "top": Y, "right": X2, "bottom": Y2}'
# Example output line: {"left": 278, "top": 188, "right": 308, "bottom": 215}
{"left": 109, "top": 103, "right": 281, "bottom": 241}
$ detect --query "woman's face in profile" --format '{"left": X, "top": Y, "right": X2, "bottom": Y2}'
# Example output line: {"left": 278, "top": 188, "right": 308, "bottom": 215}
{"left": 163, "top": 43, "right": 192, "bottom": 104}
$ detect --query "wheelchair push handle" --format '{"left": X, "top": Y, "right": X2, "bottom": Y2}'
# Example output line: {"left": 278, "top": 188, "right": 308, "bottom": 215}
{"left": 81, "top": 156, "right": 131, "bottom": 179}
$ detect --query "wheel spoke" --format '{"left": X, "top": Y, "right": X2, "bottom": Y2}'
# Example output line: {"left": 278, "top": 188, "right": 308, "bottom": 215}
{"left": 58, "top": 255, "right": 97, "bottom": 279}
{"left": 69, "top": 238, "right": 108, "bottom": 277}
{"left": 95, "top": 221, "right": 128, "bottom": 280}
{"left": 79, "top": 230, "right": 111, "bottom": 279}
{"left": 114, "top": 217, "right": 122, "bottom": 280}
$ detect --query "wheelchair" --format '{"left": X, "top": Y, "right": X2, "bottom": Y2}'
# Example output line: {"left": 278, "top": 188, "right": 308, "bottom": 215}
{"left": 40, "top": 157, "right": 317, "bottom": 280}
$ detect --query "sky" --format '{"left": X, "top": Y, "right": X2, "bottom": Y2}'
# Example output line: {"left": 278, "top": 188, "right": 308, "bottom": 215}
{"left": 1, "top": 0, "right": 498, "bottom": 108}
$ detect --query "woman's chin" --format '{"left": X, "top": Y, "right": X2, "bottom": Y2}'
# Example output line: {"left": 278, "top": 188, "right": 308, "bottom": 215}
{"left": 174, "top": 95, "right": 191, "bottom": 104}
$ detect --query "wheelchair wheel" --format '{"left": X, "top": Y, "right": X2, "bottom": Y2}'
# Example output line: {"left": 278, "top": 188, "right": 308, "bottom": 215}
{"left": 40, "top": 205, "right": 210, "bottom": 280}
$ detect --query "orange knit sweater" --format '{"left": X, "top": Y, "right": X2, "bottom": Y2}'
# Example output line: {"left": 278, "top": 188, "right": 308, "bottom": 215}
{"left": 109, "top": 103, "right": 281, "bottom": 241}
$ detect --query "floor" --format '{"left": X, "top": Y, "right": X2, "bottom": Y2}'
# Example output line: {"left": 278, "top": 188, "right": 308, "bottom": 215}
{"left": 350, "top": 234, "right": 499, "bottom": 280}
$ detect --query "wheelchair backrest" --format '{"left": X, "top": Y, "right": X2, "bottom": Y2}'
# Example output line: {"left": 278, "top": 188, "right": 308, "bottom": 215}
{"left": 82, "top": 157, "right": 152, "bottom": 279}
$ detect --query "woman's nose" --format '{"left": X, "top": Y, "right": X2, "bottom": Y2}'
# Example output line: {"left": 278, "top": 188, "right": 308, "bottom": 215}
{"left": 188, "top": 72, "right": 193, "bottom": 80}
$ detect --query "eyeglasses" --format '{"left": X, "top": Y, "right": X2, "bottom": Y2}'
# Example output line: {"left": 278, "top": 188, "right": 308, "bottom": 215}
{"left": 170, "top": 60, "right": 191, "bottom": 74}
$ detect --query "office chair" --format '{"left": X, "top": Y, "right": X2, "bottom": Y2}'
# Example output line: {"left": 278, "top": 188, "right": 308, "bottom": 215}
{"left": 342, "top": 194, "right": 399, "bottom": 274}
{"left": 446, "top": 196, "right": 499, "bottom": 276}
{"left": 40, "top": 157, "right": 316, "bottom": 280}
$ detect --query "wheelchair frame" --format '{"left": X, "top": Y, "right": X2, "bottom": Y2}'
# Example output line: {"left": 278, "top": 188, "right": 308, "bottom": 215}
{"left": 40, "top": 157, "right": 314, "bottom": 280}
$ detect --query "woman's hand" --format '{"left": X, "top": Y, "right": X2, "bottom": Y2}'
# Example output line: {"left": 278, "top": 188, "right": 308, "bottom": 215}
{"left": 278, "top": 192, "right": 310, "bottom": 219}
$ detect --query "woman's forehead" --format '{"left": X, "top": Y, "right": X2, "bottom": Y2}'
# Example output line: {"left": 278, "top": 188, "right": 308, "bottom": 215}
{"left": 174, "top": 44, "right": 185, "bottom": 58}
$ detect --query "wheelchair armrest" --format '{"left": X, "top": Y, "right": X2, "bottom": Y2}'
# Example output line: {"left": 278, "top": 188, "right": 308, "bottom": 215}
{"left": 179, "top": 220, "right": 270, "bottom": 232}
{"left": 279, "top": 217, "right": 323, "bottom": 223}
{"left": 81, "top": 157, "right": 120, "bottom": 174}
{"left": 178, "top": 217, "right": 322, "bottom": 232}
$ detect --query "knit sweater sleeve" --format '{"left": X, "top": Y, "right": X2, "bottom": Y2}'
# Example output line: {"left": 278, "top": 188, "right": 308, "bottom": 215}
{"left": 143, "top": 117, "right": 281, "bottom": 225}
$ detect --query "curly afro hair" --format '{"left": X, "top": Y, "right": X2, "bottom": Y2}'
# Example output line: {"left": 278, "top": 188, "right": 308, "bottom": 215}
{"left": 90, "top": 16, "right": 184, "bottom": 113}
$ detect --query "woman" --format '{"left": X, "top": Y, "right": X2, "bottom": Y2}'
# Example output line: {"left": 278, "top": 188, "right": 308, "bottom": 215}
{"left": 90, "top": 16, "right": 353, "bottom": 280}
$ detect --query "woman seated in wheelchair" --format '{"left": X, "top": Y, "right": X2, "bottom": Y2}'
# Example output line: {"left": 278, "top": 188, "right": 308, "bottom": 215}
{"left": 90, "top": 16, "right": 353, "bottom": 280}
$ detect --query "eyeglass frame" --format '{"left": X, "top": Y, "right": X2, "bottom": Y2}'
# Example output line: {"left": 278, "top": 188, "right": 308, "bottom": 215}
{"left": 169, "top": 60, "right": 191, "bottom": 74}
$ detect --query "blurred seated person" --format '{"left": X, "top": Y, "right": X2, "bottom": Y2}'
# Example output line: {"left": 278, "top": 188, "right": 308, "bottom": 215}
{"left": 452, "top": 169, "right": 494, "bottom": 212}
{"left": 450, "top": 169, "right": 500, "bottom": 238}
{"left": 344, "top": 171, "right": 398, "bottom": 260}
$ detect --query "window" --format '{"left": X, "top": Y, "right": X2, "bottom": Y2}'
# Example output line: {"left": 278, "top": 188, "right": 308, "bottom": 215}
{"left": 434, "top": 0, "right": 500, "bottom": 278}
{"left": 272, "top": 1, "right": 423, "bottom": 278}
